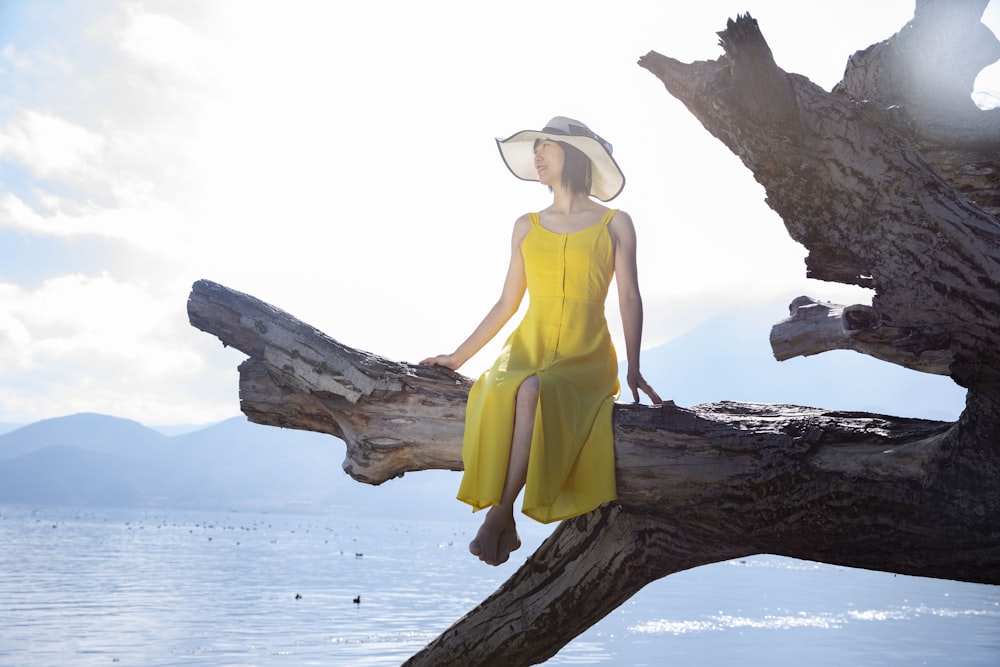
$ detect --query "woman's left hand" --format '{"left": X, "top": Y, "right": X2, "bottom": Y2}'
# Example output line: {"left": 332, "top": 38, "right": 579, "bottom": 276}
{"left": 627, "top": 370, "right": 662, "bottom": 405}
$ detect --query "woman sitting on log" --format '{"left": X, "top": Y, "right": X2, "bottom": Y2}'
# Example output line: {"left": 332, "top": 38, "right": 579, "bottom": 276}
{"left": 422, "top": 117, "right": 661, "bottom": 566}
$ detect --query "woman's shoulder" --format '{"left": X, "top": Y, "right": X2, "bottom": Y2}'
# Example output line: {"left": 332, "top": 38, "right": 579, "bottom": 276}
{"left": 509, "top": 213, "right": 536, "bottom": 244}
{"left": 608, "top": 207, "right": 631, "bottom": 222}
{"left": 607, "top": 208, "right": 636, "bottom": 246}
{"left": 589, "top": 203, "right": 631, "bottom": 227}
{"left": 514, "top": 212, "right": 539, "bottom": 229}
{"left": 607, "top": 208, "right": 634, "bottom": 229}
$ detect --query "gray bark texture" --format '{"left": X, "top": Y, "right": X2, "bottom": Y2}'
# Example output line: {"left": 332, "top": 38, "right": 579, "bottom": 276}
{"left": 187, "top": 1, "right": 1000, "bottom": 663}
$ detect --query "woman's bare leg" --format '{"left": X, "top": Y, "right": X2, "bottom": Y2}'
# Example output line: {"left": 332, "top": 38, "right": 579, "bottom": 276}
{"left": 469, "top": 375, "right": 538, "bottom": 565}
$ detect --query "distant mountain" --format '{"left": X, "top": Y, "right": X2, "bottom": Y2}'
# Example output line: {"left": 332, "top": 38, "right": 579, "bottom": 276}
{"left": 0, "top": 423, "right": 23, "bottom": 436}
{"left": 149, "top": 422, "right": 218, "bottom": 436}
{"left": 0, "top": 413, "right": 166, "bottom": 462}
{"left": 0, "top": 412, "right": 463, "bottom": 516}
{"left": 0, "top": 445, "right": 141, "bottom": 506}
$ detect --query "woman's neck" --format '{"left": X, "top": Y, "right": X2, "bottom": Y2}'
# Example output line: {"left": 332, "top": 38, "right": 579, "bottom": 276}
{"left": 547, "top": 186, "right": 595, "bottom": 216}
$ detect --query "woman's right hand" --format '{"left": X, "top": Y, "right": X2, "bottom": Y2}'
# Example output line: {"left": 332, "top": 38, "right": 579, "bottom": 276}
{"left": 420, "top": 354, "right": 462, "bottom": 371}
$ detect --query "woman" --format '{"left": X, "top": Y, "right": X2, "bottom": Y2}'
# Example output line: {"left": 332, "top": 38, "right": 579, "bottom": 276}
{"left": 422, "top": 116, "right": 660, "bottom": 566}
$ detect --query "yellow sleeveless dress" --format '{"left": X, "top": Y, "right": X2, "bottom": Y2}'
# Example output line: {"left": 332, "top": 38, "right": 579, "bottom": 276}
{"left": 457, "top": 208, "right": 620, "bottom": 523}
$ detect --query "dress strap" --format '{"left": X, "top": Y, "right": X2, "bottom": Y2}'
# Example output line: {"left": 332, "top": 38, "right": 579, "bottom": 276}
{"left": 600, "top": 208, "right": 618, "bottom": 226}
{"left": 528, "top": 212, "right": 541, "bottom": 226}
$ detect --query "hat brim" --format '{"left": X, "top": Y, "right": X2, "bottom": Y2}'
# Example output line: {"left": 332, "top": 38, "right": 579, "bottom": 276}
{"left": 496, "top": 130, "right": 625, "bottom": 202}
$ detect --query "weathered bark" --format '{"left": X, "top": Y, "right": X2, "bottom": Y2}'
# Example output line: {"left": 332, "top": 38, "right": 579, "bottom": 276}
{"left": 639, "top": 4, "right": 1000, "bottom": 395}
{"left": 769, "top": 296, "right": 954, "bottom": 374}
{"left": 835, "top": 0, "right": 1000, "bottom": 218}
{"left": 406, "top": 506, "right": 745, "bottom": 666}
{"left": 188, "top": 1, "right": 1000, "bottom": 664}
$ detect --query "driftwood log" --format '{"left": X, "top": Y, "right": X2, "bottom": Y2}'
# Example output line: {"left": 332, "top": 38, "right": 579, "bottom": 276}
{"left": 187, "top": 2, "right": 1000, "bottom": 664}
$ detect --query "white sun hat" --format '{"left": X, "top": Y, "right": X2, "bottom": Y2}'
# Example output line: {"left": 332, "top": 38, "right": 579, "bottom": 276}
{"left": 495, "top": 116, "right": 625, "bottom": 202}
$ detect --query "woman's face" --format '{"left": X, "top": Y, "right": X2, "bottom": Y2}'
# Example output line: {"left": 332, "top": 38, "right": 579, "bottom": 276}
{"left": 533, "top": 139, "right": 564, "bottom": 187}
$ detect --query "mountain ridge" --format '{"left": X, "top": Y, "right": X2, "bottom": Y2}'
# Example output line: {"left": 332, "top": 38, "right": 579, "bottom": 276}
{"left": 0, "top": 412, "right": 461, "bottom": 517}
{"left": 0, "top": 412, "right": 168, "bottom": 462}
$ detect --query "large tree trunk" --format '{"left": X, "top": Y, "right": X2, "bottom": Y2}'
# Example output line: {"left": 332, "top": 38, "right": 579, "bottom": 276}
{"left": 187, "top": 1, "right": 1000, "bottom": 664}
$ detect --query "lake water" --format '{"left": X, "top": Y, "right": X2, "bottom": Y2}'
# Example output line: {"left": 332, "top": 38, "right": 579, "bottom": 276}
{"left": 2, "top": 504, "right": 998, "bottom": 666}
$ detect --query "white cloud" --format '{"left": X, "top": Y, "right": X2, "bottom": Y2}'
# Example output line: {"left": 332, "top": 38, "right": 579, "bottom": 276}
{"left": 0, "top": 110, "right": 104, "bottom": 178}
{"left": 0, "top": 273, "right": 241, "bottom": 424}
{"left": 118, "top": 8, "right": 215, "bottom": 79}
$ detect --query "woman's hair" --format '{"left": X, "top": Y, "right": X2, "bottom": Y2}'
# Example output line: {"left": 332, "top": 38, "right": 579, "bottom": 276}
{"left": 557, "top": 141, "right": 593, "bottom": 195}
{"left": 534, "top": 139, "right": 594, "bottom": 195}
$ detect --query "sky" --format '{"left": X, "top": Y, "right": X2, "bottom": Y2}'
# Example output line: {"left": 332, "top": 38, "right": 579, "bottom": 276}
{"left": 1, "top": 0, "right": 998, "bottom": 427}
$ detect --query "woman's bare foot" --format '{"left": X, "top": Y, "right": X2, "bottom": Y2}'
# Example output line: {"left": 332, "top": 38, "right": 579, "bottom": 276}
{"left": 469, "top": 505, "right": 522, "bottom": 565}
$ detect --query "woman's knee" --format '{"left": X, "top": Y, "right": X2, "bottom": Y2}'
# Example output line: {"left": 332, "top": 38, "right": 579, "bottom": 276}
{"left": 516, "top": 375, "right": 540, "bottom": 405}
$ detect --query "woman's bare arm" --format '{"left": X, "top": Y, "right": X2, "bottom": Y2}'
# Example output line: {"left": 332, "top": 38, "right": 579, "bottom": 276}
{"left": 421, "top": 215, "right": 531, "bottom": 370}
{"left": 609, "top": 210, "right": 662, "bottom": 404}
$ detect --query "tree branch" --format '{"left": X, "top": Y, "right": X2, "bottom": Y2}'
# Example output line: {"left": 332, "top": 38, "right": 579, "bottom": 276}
{"left": 638, "top": 8, "right": 1000, "bottom": 392}
{"left": 404, "top": 506, "right": 746, "bottom": 666}
{"left": 769, "top": 296, "right": 953, "bottom": 374}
